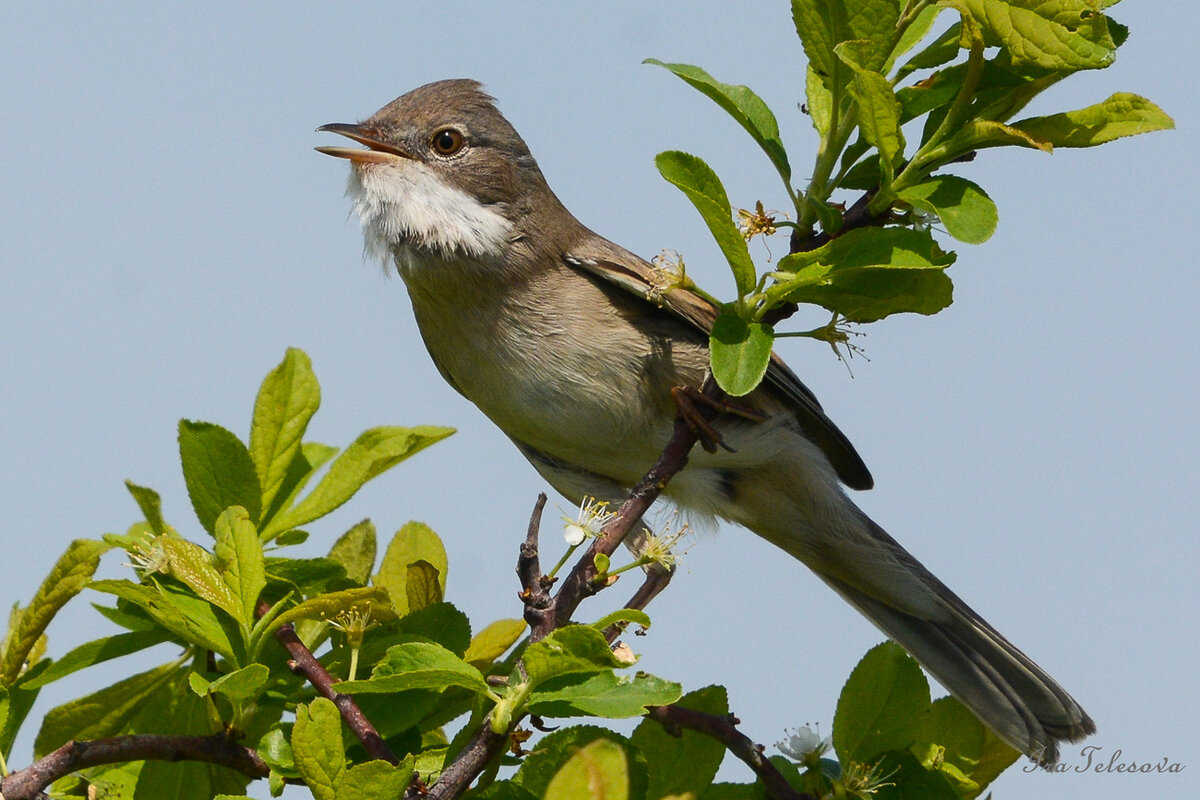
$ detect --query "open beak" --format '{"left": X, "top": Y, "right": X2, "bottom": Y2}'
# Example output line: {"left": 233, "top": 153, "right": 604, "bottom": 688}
{"left": 315, "top": 123, "right": 413, "bottom": 164}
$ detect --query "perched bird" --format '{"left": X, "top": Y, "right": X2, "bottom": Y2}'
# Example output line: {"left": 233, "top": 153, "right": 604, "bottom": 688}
{"left": 317, "top": 78, "right": 1094, "bottom": 763}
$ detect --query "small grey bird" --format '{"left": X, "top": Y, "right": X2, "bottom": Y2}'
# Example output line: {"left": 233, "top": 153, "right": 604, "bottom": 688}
{"left": 318, "top": 78, "right": 1094, "bottom": 763}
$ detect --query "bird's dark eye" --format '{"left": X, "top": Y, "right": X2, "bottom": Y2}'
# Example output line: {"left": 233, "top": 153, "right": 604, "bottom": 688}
{"left": 430, "top": 128, "right": 465, "bottom": 156}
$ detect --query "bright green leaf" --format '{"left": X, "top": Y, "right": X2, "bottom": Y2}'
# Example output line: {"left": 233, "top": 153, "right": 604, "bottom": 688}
{"left": 2, "top": 539, "right": 109, "bottom": 685}
{"left": 158, "top": 536, "right": 240, "bottom": 620}
{"left": 268, "top": 586, "right": 394, "bottom": 633}
{"left": 654, "top": 151, "right": 757, "bottom": 298}
{"left": 376, "top": 522, "right": 449, "bottom": 616}
{"left": 898, "top": 175, "right": 998, "bottom": 244}
{"left": 544, "top": 738, "right": 630, "bottom": 800}
{"left": 292, "top": 698, "right": 345, "bottom": 800}
{"left": 195, "top": 664, "right": 270, "bottom": 703}
{"left": 589, "top": 609, "right": 651, "bottom": 635}
{"left": 949, "top": 0, "right": 1117, "bottom": 71}
{"left": 125, "top": 480, "right": 168, "bottom": 535}
{"left": 464, "top": 618, "right": 526, "bottom": 668}
{"left": 214, "top": 506, "right": 266, "bottom": 627}
{"left": 709, "top": 311, "right": 774, "bottom": 397}
{"left": 1013, "top": 92, "right": 1174, "bottom": 148}
{"left": 328, "top": 520, "right": 377, "bottom": 586}
{"left": 336, "top": 641, "right": 491, "bottom": 697}
{"left": 645, "top": 60, "right": 790, "bottom": 182}
{"left": 631, "top": 685, "right": 728, "bottom": 800}
{"left": 405, "top": 560, "right": 444, "bottom": 612}
{"left": 250, "top": 348, "right": 321, "bottom": 513}
{"left": 836, "top": 41, "right": 905, "bottom": 180}
{"left": 336, "top": 760, "right": 410, "bottom": 800}
{"left": 19, "top": 630, "right": 171, "bottom": 689}
{"left": 34, "top": 660, "right": 181, "bottom": 757}
{"left": 89, "top": 580, "right": 239, "bottom": 659}
{"left": 833, "top": 642, "right": 931, "bottom": 766}
{"left": 265, "top": 427, "right": 453, "bottom": 537}
{"left": 513, "top": 726, "right": 647, "bottom": 800}
{"left": 522, "top": 626, "right": 627, "bottom": 688}
{"left": 772, "top": 226, "right": 956, "bottom": 322}
{"left": 529, "top": 671, "right": 682, "bottom": 719}
{"left": 920, "top": 696, "right": 1019, "bottom": 796}
{"left": 178, "top": 420, "right": 261, "bottom": 535}
{"left": 805, "top": 64, "right": 833, "bottom": 137}
{"left": 394, "top": 602, "right": 472, "bottom": 656}
{"left": 260, "top": 441, "right": 339, "bottom": 529}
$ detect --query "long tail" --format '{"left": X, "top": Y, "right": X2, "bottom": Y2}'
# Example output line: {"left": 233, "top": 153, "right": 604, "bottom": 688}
{"left": 776, "top": 511, "right": 1094, "bottom": 764}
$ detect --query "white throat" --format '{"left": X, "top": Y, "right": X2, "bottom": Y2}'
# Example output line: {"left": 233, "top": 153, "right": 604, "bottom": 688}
{"left": 345, "top": 161, "right": 513, "bottom": 270}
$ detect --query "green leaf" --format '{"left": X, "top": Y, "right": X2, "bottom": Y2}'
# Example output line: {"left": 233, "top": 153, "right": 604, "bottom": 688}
{"left": 268, "top": 586, "right": 394, "bottom": 633}
{"left": 949, "top": 0, "right": 1117, "bottom": 71}
{"left": 709, "top": 311, "right": 774, "bottom": 397}
{"left": 793, "top": 0, "right": 901, "bottom": 89}
{"left": 406, "top": 560, "right": 444, "bottom": 612}
{"left": 464, "top": 618, "right": 526, "bottom": 668}
{"left": 874, "top": 750, "right": 961, "bottom": 800}
{"left": 2, "top": 539, "right": 109, "bottom": 685}
{"left": 805, "top": 64, "right": 833, "bottom": 137}
{"left": 250, "top": 348, "right": 321, "bottom": 513}
{"left": 631, "top": 685, "right": 728, "bottom": 800}
{"left": 394, "top": 602, "right": 472, "bottom": 656}
{"left": 292, "top": 698, "right": 345, "bottom": 800}
{"left": 836, "top": 41, "right": 905, "bottom": 181}
{"left": 336, "top": 760, "right": 410, "bottom": 800}
{"left": 178, "top": 420, "right": 262, "bottom": 535}
{"left": 214, "top": 506, "right": 266, "bottom": 628}
{"left": 336, "top": 641, "right": 491, "bottom": 697}
{"left": 375, "top": 522, "right": 449, "bottom": 617}
{"left": 897, "top": 175, "right": 998, "bottom": 244}
{"left": 192, "top": 664, "right": 270, "bottom": 703}
{"left": 654, "top": 151, "right": 757, "bottom": 298}
{"left": 645, "top": 60, "right": 790, "bottom": 182}
{"left": 833, "top": 642, "right": 931, "bottom": 766}
{"left": 265, "top": 427, "right": 453, "bottom": 537}
{"left": 19, "top": 630, "right": 171, "bottom": 689}
{"left": 264, "top": 556, "right": 350, "bottom": 597}
{"left": 521, "top": 625, "right": 628, "bottom": 688}
{"left": 158, "top": 536, "right": 240, "bottom": 620}
{"left": 34, "top": 660, "right": 181, "bottom": 757}
{"left": 513, "top": 726, "right": 647, "bottom": 800}
{"left": 895, "top": 20, "right": 962, "bottom": 81}
{"left": 261, "top": 441, "right": 339, "bottom": 527}
{"left": 1012, "top": 92, "right": 1174, "bottom": 148}
{"left": 544, "top": 738, "right": 630, "bottom": 800}
{"left": 887, "top": 4, "right": 943, "bottom": 73}
{"left": 589, "top": 609, "right": 651, "bottom": 635}
{"left": 920, "top": 696, "right": 1019, "bottom": 796}
{"left": 125, "top": 480, "right": 168, "bottom": 534}
{"left": 89, "top": 580, "right": 239, "bottom": 659}
{"left": 772, "top": 227, "right": 956, "bottom": 322}
{"left": 328, "top": 520, "right": 377, "bottom": 586}
{"left": 529, "top": 671, "right": 682, "bottom": 719}
{"left": 942, "top": 117, "right": 1054, "bottom": 156}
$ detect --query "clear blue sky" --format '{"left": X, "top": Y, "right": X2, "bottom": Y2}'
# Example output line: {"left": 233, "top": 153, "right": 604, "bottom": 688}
{"left": 2, "top": 4, "right": 1196, "bottom": 797}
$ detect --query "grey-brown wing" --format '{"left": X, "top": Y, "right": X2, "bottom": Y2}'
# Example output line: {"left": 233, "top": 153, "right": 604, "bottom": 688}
{"left": 566, "top": 251, "right": 874, "bottom": 490}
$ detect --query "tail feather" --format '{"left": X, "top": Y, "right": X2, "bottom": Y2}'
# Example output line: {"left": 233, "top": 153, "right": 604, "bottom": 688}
{"left": 777, "top": 511, "right": 1094, "bottom": 764}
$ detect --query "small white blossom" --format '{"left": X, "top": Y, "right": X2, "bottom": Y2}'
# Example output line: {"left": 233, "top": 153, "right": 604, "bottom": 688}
{"left": 562, "top": 497, "right": 615, "bottom": 546}
{"left": 777, "top": 725, "right": 831, "bottom": 761}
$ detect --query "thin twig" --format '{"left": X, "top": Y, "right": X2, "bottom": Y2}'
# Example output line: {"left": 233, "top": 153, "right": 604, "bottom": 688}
{"left": 0, "top": 734, "right": 268, "bottom": 800}
{"left": 257, "top": 600, "right": 398, "bottom": 765}
{"left": 647, "top": 705, "right": 813, "bottom": 800}
{"left": 550, "top": 374, "right": 723, "bottom": 631}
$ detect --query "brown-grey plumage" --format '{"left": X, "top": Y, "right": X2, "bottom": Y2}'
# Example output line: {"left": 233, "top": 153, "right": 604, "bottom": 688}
{"left": 318, "top": 78, "right": 1094, "bottom": 763}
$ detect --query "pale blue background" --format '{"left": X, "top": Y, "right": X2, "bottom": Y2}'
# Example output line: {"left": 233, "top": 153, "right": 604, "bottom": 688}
{"left": 2, "top": 3, "right": 1196, "bottom": 798}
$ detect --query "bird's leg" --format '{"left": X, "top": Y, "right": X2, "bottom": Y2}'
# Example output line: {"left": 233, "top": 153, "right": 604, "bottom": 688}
{"left": 670, "top": 384, "right": 767, "bottom": 453}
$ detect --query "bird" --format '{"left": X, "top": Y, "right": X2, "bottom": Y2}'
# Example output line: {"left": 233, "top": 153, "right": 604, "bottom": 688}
{"left": 316, "top": 78, "right": 1094, "bottom": 764}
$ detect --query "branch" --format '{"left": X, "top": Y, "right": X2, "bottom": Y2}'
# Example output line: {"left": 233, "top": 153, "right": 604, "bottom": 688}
{"left": 0, "top": 734, "right": 268, "bottom": 800}
{"left": 549, "top": 374, "right": 723, "bottom": 632}
{"left": 258, "top": 600, "right": 398, "bottom": 765}
{"left": 647, "top": 706, "right": 813, "bottom": 800}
